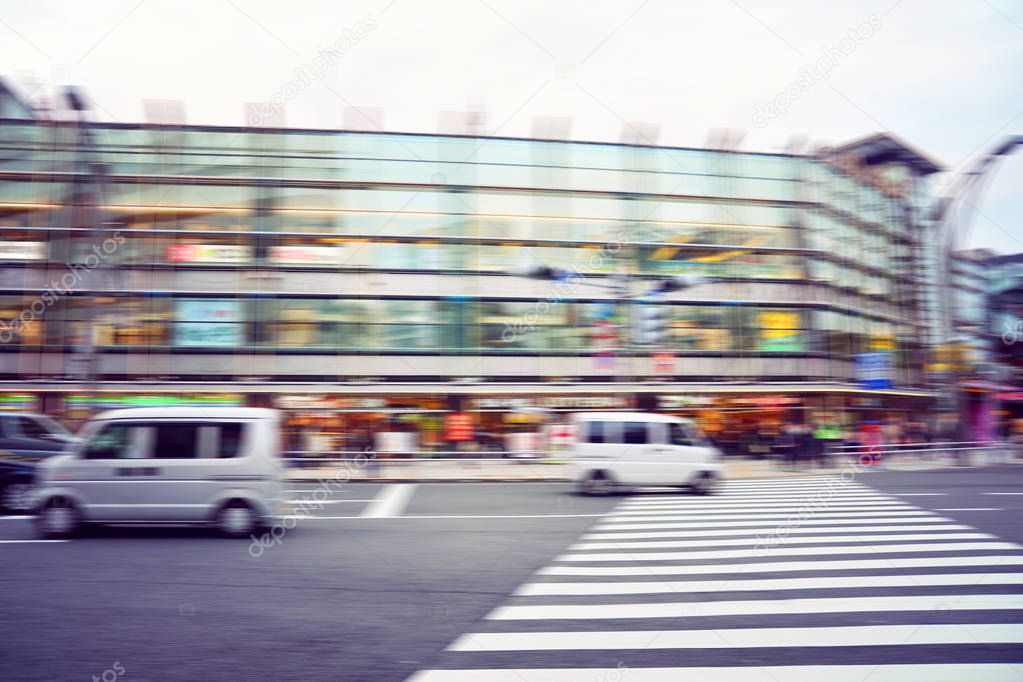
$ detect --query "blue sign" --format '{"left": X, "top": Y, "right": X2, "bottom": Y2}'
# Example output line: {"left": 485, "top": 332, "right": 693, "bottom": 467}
{"left": 855, "top": 352, "right": 893, "bottom": 390}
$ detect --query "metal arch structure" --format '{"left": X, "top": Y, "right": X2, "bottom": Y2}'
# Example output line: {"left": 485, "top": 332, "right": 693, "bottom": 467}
{"left": 928, "top": 134, "right": 1023, "bottom": 345}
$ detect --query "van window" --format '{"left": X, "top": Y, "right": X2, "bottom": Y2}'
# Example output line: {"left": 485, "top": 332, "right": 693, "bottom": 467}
{"left": 83, "top": 424, "right": 146, "bottom": 460}
{"left": 217, "top": 423, "right": 245, "bottom": 458}
{"left": 622, "top": 422, "right": 649, "bottom": 445}
{"left": 15, "top": 417, "right": 50, "bottom": 439}
{"left": 585, "top": 421, "right": 606, "bottom": 444}
{"left": 670, "top": 423, "right": 694, "bottom": 446}
{"left": 152, "top": 424, "right": 200, "bottom": 459}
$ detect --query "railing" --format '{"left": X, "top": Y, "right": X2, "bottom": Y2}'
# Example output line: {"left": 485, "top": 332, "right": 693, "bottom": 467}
{"left": 827, "top": 440, "right": 1019, "bottom": 466}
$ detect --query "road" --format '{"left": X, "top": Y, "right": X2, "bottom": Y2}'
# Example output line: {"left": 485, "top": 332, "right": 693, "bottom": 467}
{"left": 0, "top": 466, "right": 1021, "bottom": 681}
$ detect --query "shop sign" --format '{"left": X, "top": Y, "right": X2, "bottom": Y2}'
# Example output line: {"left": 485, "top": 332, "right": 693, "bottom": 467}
{"left": 758, "top": 311, "right": 803, "bottom": 351}
{"left": 268, "top": 245, "right": 346, "bottom": 266}
{"left": 476, "top": 397, "right": 535, "bottom": 410}
{"left": 734, "top": 395, "right": 801, "bottom": 408}
{"left": 174, "top": 299, "right": 242, "bottom": 347}
{"left": 166, "top": 243, "right": 251, "bottom": 264}
{"left": 652, "top": 351, "right": 675, "bottom": 375}
{"left": 0, "top": 393, "right": 38, "bottom": 411}
{"left": 658, "top": 394, "right": 714, "bottom": 409}
{"left": 538, "top": 396, "right": 628, "bottom": 409}
{"left": 445, "top": 413, "right": 475, "bottom": 441}
{"left": 275, "top": 395, "right": 389, "bottom": 410}
{"left": 0, "top": 241, "right": 46, "bottom": 260}
{"left": 856, "top": 352, "right": 893, "bottom": 390}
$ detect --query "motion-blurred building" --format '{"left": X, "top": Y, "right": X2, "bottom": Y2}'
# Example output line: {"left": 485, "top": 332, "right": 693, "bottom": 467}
{"left": 0, "top": 85, "right": 950, "bottom": 449}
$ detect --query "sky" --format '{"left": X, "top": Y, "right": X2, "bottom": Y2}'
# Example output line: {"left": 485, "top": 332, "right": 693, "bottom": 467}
{"left": 0, "top": 0, "right": 1020, "bottom": 253}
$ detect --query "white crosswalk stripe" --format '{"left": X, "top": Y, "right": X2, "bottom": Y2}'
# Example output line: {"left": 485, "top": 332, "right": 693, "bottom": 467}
{"left": 406, "top": 477, "right": 1023, "bottom": 681}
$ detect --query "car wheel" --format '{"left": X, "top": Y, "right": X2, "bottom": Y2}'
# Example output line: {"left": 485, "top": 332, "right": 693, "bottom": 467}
{"left": 36, "top": 497, "right": 81, "bottom": 538}
{"left": 580, "top": 470, "right": 616, "bottom": 496}
{"left": 690, "top": 471, "right": 718, "bottom": 495}
{"left": 215, "top": 501, "right": 259, "bottom": 538}
{"left": 1, "top": 481, "right": 35, "bottom": 513}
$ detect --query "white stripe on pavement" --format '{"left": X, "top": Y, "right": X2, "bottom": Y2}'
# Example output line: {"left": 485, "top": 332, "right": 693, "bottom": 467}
{"left": 557, "top": 541, "right": 1020, "bottom": 563}
{"left": 611, "top": 504, "right": 915, "bottom": 516}
{"left": 984, "top": 492, "right": 1023, "bottom": 495}
{"left": 617, "top": 497, "right": 900, "bottom": 508}
{"left": 895, "top": 493, "right": 948, "bottom": 496}
{"left": 286, "top": 499, "right": 373, "bottom": 504}
{"left": 600, "top": 511, "right": 938, "bottom": 523}
{"left": 0, "top": 539, "right": 67, "bottom": 544}
{"left": 582, "top": 524, "right": 974, "bottom": 540}
{"left": 449, "top": 623, "right": 1023, "bottom": 651}
{"left": 0, "top": 516, "right": 34, "bottom": 521}
{"left": 515, "top": 572, "right": 1023, "bottom": 596}
{"left": 406, "top": 665, "right": 1023, "bottom": 682}
{"left": 595, "top": 516, "right": 954, "bottom": 531}
{"left": 570, "top": 532, "right": 993, "bottom": 551}
{"left": 358, "top": 483, "right": 416, "bottom": 518}
{"left": 537, "top": 555, "right": 1023, "bottom": 577}
{"left": 488, "top": 593, "right": 1023, "bottom": 620}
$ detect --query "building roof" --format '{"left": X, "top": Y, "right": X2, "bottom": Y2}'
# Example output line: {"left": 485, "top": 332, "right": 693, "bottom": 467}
{"left": 830, "top": 132, "right": 943, "bottom": 175}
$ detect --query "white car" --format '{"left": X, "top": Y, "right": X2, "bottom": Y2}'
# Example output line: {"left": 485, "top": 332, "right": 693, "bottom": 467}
{"left": 572, "top": 412, "right": 721, "bottom": 495}
{"left": 33, "top": 407, "right": 285, "bottom": 538}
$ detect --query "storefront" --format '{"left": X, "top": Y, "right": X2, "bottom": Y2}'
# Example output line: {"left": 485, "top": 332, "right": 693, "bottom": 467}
{"left": 272, "top": 394, "right": 447, "bottom": 459}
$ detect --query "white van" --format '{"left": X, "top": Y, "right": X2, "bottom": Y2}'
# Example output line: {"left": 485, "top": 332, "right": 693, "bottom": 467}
{"left": 572, "top": 412, "right": 722, "bottom": 494}
{"left": 33, "top": 407, "right": 285, "bottom": 538}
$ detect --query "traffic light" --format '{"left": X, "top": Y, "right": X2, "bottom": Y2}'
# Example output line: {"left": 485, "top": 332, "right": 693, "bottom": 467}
{"left": 634, "top": 303, "right": 670, "bottom": 346}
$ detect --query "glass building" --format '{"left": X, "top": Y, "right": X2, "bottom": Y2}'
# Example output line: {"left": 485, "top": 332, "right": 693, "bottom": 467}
{"left": 0, "top": 108, "right": 942, "bottom": 453}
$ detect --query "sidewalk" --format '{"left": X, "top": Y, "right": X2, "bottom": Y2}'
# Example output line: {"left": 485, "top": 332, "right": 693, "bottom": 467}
{"left": 287, "top": 449, "right": 1022, "bottom": 483}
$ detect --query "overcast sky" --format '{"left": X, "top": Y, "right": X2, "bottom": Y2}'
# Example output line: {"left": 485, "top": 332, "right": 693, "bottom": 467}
{"left": 1, "top": 0, "right": 1020, "bottom": 253}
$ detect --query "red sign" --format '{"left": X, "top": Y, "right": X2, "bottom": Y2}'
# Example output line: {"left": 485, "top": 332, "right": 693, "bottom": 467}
{"left": 652, "top": 351, "right": 675, "bottom": 375}
{"left": 444, "top": 413, "right": 475, "bottom": 441}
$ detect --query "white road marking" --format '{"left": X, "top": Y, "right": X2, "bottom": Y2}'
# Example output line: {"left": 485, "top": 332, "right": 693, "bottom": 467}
{"left": 358, "top": 483, "right": 417, "bottom": 518}
{"left": 937, "top": 508, "right": 1003, "bottom": 511}
{"left": 406, "top": 665, "right": 1023, "bottom": 682}
{"left": 596, "top": 516, "right": 954, "bottom": 531}
{"left": 557, "top": 541, "right": 1020, "bottom": 563}
{"left": 488, "top": 593, "right": 1023, "bottom": 620}
{"left": 570, "top": 532, "right": 993, "bottom": 551}
{"left": 984, "top": 492, "right": 1023, "bottom": 495}
{"left": 617, "top": 497, "right": 899, "bottom": 508}
{"left": 0, "top": 539, "right": 67, "bottom": 544}
{"left": 0, "top": 516, "right": 34, "bottom": 521}
{"left": 286, "top": 499, "right": 373, "bottom": 504}
{"left": 299, "top": 514, "right": 609, "bottom": 520}
{"left": 538, "top": 554, "right": 1023, "bottom": 577}
{"left": 583, "top": 524, "right": 974, "bottom": 540}
{"left": 515, "top": 572, "right": 1023, "bottom": 596}
{"left": 600, "top": 511, "right": 937, "bottom": 523}
{"left": 612, "top": 504, "right": 915, "bottom": 516}
{"left": 449, "top": 623, "right": 1023, "bottom": 651}
{"left": 895, "top": 493, "right": 947, "bottom": 496}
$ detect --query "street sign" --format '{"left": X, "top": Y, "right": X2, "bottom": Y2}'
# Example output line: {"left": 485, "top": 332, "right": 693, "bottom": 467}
{"left": 855, "top": 352, "right": 893, "bottom": 390}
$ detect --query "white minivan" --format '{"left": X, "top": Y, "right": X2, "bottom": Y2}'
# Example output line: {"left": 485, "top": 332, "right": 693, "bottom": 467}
{"left": 572, "top": 412, "right": 722, "bottom": 494}
{"left": 33, "top": 407, "right": 285, "bottom": 538}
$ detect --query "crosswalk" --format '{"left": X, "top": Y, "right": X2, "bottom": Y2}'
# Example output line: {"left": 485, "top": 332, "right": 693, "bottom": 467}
{"left": 407, "top": 476, "right": 1023, "bottom": 681}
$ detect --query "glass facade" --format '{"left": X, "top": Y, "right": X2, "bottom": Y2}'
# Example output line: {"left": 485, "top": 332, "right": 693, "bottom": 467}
{"left": 0, "top": 119, "right": 932, "bottom": 390}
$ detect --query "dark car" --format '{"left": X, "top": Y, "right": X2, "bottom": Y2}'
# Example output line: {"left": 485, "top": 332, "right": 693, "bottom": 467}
{"left": 0, "top": 414, "right": 79, "bottom": 512}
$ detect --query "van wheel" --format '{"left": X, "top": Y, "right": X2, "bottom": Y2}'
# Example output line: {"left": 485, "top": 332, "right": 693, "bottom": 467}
{"left": 215, "top": 501, "right": 258, "bottom": 538}
{"left": 690, "top": 472, "right": 718, "bottom": 495}
{"left": 36, "top": 497, "right": 81, "bottom": 538}
{"left": 1, "top": 480, "right": 35, "bottom": 513}
{"left": 580, "top": 470, "right": 616, "bottom": 496}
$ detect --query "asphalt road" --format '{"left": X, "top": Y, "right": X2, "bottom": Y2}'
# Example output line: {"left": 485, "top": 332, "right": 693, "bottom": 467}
{"left": 1, "top": 466, "right": 1022, "bottom": 682}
